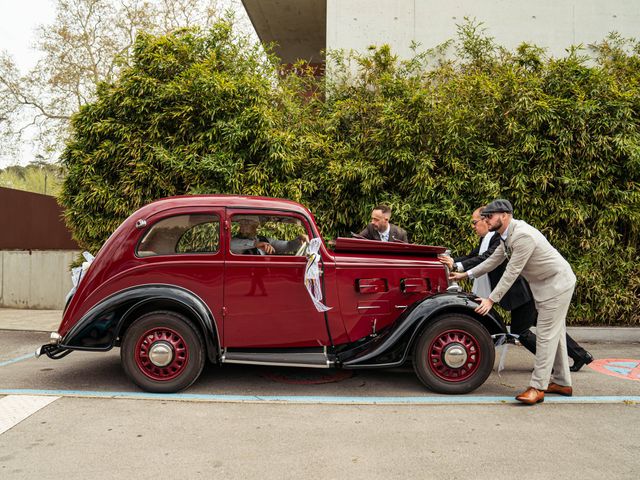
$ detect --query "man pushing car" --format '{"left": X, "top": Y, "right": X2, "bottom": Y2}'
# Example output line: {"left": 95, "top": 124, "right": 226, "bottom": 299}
{"left": 449, "top": 199, "right": 578, "bottom": 405}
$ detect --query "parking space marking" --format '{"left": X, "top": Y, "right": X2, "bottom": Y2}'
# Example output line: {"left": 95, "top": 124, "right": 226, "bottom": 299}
{"left": 0, "top": 395, "right": 59, "bottom": 435}
{"left": 589, "top": 358, "right": 640, "bottom": 381}
{"left": 0, "top": 389, "right": 638, "bottom": 405}
{"left": 0, "top": 353, "right": 35, "bottom": 368}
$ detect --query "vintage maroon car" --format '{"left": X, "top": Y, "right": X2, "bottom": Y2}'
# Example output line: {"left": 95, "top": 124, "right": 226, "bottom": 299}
{"left": 38, "top": 195, "right": 507, "bottom": 394}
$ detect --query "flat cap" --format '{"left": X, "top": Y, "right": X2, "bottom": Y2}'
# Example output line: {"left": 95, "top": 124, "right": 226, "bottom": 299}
{"left": 482, "top": 199, "right": 513, "bottom": 215}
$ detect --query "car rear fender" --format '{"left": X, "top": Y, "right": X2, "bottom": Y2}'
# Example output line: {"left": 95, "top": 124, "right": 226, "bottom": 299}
{"left": 340, "top": 292, "right": 506, "bottom": 368}
{"left": 60, "top": 284, "right": 220, "bottom": 362}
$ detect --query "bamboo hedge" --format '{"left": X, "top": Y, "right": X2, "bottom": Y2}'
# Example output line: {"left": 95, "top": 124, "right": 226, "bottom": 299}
{"left": 60, "top": 20, "right": 640, "bottom": 325}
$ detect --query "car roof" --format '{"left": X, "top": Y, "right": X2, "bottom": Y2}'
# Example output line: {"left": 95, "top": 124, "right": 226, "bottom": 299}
{"left": 137, "top": 194, "right": 313, "bottom": 218}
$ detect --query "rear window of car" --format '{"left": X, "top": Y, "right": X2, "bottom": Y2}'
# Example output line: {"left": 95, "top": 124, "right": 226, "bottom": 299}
{"left": 137, "top": 214, "right": 220, "bottom": 257}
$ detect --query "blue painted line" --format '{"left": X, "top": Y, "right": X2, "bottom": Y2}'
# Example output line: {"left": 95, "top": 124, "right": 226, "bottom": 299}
{"left": 606, "top": 366, "right": 633, "bottom": 375}
{"left": 609, "top": 362, "right": 638, "bottom": 368}
{"left": 0, "top": 388, "right": 639, "bottom": 405}
{"left": 0, "top": 353, "right": 35, "bottom": 368}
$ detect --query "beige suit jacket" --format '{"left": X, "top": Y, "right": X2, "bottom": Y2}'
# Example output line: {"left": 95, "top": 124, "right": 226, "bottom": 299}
{"left": 469, "top": 219, "right": 576, "bottom": 303}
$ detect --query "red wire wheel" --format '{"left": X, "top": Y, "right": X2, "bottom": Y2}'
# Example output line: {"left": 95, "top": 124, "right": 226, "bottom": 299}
{"left": 134, "top": 327, "right": 189, "bottom": 381}
{"left": 413, "top": 314, "right": 494, "bottom": 394}
{"left": 122, "top": 311, "right": 205, "bottom": 393}
{"left": 426, "top": 329, "right": 481, "bottom": 382}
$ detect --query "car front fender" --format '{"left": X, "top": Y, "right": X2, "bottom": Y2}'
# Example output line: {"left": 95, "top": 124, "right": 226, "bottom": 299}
{"left": 340, "top": 292, "right": 507, "bottom": 368}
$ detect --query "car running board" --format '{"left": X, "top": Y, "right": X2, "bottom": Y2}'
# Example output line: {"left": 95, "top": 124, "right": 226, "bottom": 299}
{"left": 221, "top": 349, "right": 334, "bottom": 368}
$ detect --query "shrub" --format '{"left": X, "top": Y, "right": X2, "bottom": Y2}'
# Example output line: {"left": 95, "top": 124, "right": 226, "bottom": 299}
{"left": 60, "top": 20, "right": 640, "bottom": 325}
{"left": 60, "top": 23, "right": 300, "bottom": 250}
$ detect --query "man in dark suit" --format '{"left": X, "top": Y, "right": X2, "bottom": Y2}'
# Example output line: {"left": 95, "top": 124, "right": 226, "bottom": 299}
{"left": 441, "top": 206, "right": 592, "bottom": 372}
{"left": 359, "top": 204, "right": 408, "bottom": 242}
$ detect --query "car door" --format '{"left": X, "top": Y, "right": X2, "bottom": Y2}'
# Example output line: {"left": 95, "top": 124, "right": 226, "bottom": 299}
{"left": 222, "top": 209, "right": 330, "bottom": 348}
{"left": 131, "top": 206, "right": 226, "bottom": 336}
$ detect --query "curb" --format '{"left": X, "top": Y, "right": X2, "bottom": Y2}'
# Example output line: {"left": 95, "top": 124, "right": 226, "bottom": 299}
{"left": 1, "top": 310, "right": 639, "bottom": 343}
{"left": 567, "top": 327, "right": 640, "bottom": 344}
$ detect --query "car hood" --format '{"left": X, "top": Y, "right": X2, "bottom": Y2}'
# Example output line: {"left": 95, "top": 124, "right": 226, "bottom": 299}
{"left": 332, "top": 237, "right": 446, "bottom": 256}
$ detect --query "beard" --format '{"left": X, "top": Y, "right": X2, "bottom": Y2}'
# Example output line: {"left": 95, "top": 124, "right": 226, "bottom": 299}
{"left": 488, "top": 217, "right": 503, "bottom": 232}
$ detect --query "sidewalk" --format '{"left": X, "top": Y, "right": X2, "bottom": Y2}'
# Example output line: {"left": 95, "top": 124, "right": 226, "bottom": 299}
{"left": 1, "top": 308, "right": 639, "bottom": 342}
{"left": 0, "top": 309, "right": 63, "bottom": 332}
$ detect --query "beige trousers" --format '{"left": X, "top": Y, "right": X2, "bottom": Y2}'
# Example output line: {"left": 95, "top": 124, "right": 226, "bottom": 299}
{"left": 529, "top": 286, "right": 575, "bottom": 390}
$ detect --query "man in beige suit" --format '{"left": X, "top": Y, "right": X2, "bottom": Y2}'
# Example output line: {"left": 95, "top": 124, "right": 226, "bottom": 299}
{"left": 449, "top": 199, "right": 576, "bottom": 405}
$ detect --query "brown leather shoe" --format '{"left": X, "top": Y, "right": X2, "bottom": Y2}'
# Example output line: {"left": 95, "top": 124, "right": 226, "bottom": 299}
{"left": 515, "top": 387, "right": 544, "bottom": 405}
{"left": 545, "top": 383, "right": 573, "bottom": 396}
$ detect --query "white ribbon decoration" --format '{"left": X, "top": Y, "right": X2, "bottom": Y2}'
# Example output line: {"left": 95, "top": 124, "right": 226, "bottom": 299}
{"left": 492, "top": 333, "right": 520, "bottom": 375}
{"left": 304, "top": 238, "right": 332, "bottom": 312}
{"left": 66, "top": 251, "right": 95, "bottom": 304}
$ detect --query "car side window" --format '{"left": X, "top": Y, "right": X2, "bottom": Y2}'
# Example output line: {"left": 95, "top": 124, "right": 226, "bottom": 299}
{"left": 230, "top": 214, "right": 309, "bottom": 256}
{"left": 137, "top": 214, "right": 220, "bottom": 257}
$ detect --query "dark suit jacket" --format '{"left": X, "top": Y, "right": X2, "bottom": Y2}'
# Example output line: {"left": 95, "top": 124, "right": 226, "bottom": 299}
{"left": 359, "top": 223, "right": 408, "bottom": 243}
{"left": 454, "top": 232, "right": 532, "bottom": 311}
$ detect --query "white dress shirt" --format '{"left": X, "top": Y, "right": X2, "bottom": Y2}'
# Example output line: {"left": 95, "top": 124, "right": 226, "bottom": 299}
{"left": 471, "top": 231, "right": 495, "bottom": 298}
{"left": 379, "top": 225, "right": 391, "bottom": 242}
{"left": 468, "top": 227, "right": 509, "bottom": 281}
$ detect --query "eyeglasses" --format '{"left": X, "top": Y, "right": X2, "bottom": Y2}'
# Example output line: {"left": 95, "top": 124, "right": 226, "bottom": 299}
{"left": 471, "top": 220, "right": 483, "bottom": 226}
{"left": 481, "top": 213, "right": 495, "bottom": 220}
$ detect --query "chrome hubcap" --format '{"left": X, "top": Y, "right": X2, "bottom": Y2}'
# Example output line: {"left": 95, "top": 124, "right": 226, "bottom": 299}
{"left": 148, "top": 341, "right": 174, "bottom": 367}
{"left": 443, "top": 343, "right": 468, "bottom": 369}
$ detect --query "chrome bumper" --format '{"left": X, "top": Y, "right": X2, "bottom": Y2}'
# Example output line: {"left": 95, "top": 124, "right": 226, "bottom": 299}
{"left": 35, "top": 332, "right": 71, "bottom": 359}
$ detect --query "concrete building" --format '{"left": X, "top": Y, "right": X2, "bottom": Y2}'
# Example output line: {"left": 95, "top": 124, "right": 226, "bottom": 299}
{"left": 0, "top": 187, "right": 79, "bottom": 309}
{"left": 242, "top": 0, "right": 640, "bottom": 67}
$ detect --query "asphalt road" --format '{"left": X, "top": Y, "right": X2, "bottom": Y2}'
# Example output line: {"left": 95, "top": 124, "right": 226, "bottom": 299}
{"left": 1, "top": 330, "right": 639, "bottom": 479}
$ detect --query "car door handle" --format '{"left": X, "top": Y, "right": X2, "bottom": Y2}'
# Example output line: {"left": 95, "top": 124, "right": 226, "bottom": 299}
{"left": 357, "top": 305, "right": 380, "bottom": 310}
{"left": 356, "top": 278, "right": 388, "bottom": 293}
{"left": 401, "top": 278, "right": 430, "bottom": 293}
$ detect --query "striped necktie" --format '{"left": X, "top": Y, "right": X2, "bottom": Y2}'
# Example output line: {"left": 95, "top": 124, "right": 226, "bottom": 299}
{"left": 500, "top": 236, "right": 511, "bottom": 259}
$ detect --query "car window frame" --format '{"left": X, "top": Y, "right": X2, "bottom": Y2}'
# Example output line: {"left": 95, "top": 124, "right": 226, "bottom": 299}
{"left": 134, "top": 207, "right": 224, "bottom": 259}
{"left": 226, "top": 209, "right": 314, "bottom": 259}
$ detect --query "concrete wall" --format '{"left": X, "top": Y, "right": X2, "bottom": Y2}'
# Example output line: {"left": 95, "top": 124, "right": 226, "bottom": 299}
{"left": 0, "top": 250, "right": 80, "bottom": 309}
{"left": 327, "top": 0, "right": 640, "bottom": 60}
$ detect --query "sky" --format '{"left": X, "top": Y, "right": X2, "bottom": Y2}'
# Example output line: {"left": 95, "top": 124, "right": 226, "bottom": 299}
{"left": 0, "top": 0, "right": 56, "bottom": 72}
{"left": 0, "top": 0, "right": 254, "bottom": 168}
{"left": 0, "top": 1, "right": 57, "bottom": 168}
